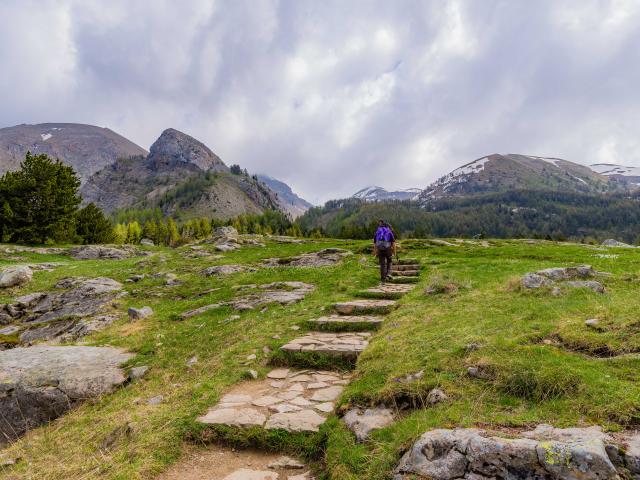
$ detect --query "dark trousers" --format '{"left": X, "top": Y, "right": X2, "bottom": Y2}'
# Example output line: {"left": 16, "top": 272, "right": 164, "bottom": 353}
{"left": 377, "top": 248, "right": 393, "bottom": 281}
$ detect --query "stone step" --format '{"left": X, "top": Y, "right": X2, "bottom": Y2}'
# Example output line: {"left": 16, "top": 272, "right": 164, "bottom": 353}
{"left": 390, "top": 269, "right": 420, "bottom": 276}
{"left": 392, "top": 264, "right": 420, "bottom": 271}
{"left": 197, "top": 368, "right": 352, "bottom": 434}
{"left": 280, "top": 332, "right": 370, "bottom": 359}
{"left": 357, "top": 284, "right": 414, "bottom": 300}
{"left": 396, "top": 258, "right": 420, "bottom": 265}
{"left": 307, "top": 314, "right": 384, "bottom": 330}
{"left": 388, "top": 276, "right": 420, "bottom": 284}
{"left": 332, "top": 299, "right": 397, "bottom": 315}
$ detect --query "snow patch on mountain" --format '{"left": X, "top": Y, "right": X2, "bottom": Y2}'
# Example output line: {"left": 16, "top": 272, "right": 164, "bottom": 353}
{"left": 40, "top": 133, "right": 52, "bottom": 141}
{"left": 590, "top": 163, "right": 640, "bottom": 177}
{"left": 352, "top": 186, "right": 421, "bottom": 201}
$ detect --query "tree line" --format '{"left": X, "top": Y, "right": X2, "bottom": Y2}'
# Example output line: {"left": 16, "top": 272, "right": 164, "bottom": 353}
{"left": 295, "top": 191, "right": 640, "bottom": 243}
{"left": 0, "top": 153, "right": 302, "bottom": 246}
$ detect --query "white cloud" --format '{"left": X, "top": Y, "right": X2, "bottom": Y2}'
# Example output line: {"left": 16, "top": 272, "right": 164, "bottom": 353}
{"left": 1, "top": 0, "right": 640, "bottom": 203}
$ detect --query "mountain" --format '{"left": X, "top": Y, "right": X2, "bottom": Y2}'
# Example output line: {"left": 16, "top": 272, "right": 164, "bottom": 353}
{"left": 352, "top": 186, "right": 422, "bottom": 201}
{"left": 590, "top": 163, "right": 640, "bottom": 184}
{"left": 418, "top": 153, "right": 614, "bottom": 203}
{"left": 81, "top": 128, "right": 281, "bottom": 219}
{"left": 257, "top": 175, "right": 312, "bottom": 218}
{"left": 0, "top": 123, "right": 147, "bottom": 182}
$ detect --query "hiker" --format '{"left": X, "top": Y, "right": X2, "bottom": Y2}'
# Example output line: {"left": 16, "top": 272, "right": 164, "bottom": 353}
{"left": 373, "top": 219, "right": 396, "bottom": 283}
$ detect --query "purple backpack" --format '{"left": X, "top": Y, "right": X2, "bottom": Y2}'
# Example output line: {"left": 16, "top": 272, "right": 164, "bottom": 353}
{"left": 374, "top": 226, "right": 394, "bottom": 248}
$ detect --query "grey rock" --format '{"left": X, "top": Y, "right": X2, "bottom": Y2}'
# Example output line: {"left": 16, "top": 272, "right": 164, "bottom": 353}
{"left": 129, "top": 366, "right": 149, "bottom": 381}
{"left": 396, "top": 426, "right": 621, "bottom": 480}
{"left": 247, "top": 369, "right": 258, "bottom": 379}
{"left": 140, "top": 238, "right": 154, "bottom": 246}
{"left": 263, "top": 248, "right": 352, "bottom": 268}
{"left": 267, "top": 455, "right": 305, "bottom": 469}
{"left": 128, "top": 306, "right": 153, "bottom": 320}
{"left": 0, "top": 265, "right": 32, "bottom": 288}
{"left": 0, "top": 346, "right": 132, "bottom": 445}
{"left": 426, "top": 388, "right": 448, "bottom": 405}
{"left": 565, "top": 280, "right": 605, "bottom": 293}
{"left": 202, "top": 264, "right": 254, "bottom": 276}
{"left": 265, "top": 409, "right": 326, "bottom": 432}
{"left": 147, "top": 395, "right": 163, "bottom": 405}
{"left": 521, "top": 273, "right": 552, "bottom": 289}
{"left": 214, "top": 226, "right": 238, "bottom": 237}
{"left": 536, "top": 265, "right": 595, "bottom": 280}
{"left": 467, "top": 366, "right": 491, "bottom": 379}
{"left": 70, "top": 245, "right": 136, "bottom": 260}
{"left": 602, "top": 238, "right": 635, "bottom": 247}
{"left": 585, "top": 318, "right": 600, "bottom": 328}
{"left": 343, "top": 407, "right": 395, "bottom": 442}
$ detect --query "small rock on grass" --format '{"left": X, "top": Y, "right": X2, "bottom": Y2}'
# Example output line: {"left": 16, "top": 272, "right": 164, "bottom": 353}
{"left": 246, "top": 354, "right": 257, "bottom": 361}
{"left": 268, "top": 456, "right": 305, "bottom": 469}
{"left": 585, "top": 318, "right": 601, "bottom": 328}
{"left": 128, "top": 306, "right": 153, "bottom": 320}
{"left": 147, "top": 395, "right": 163, "bottom": 405}
{"left": 186, "top": 355, "right": 198, "bottom": 367}
{"left": 129, "top": 366, "right": 149, "bottom": 381}
{"left": 426, "top": 388, "right": 448, "bottom": 405}
{"left": 247, "top": 369, "right": 258, "bottom": 379}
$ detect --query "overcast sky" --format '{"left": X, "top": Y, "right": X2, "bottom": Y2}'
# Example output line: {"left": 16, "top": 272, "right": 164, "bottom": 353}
{"left": 1, "top": 0, "right": 639, "bottom": 204}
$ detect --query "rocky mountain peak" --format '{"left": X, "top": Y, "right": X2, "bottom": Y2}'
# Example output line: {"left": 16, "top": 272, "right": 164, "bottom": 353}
{"left": 147, "top": 128, "right": 228, "bottom": 172}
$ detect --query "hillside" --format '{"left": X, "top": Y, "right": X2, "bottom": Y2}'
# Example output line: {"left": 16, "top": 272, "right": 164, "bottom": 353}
{"left": 418, "top": 153, "right": 616, "bottom": 203}
{"left": 0, "top": 123, "right": 147, "bottom": 182}
{"left": 81, "top": 128, "right": 282, "bottom": 219}
{"left": 1, "top": 238, "right": 640, "bottom": 479}
{"left": 257, "top": 174, "right": 313, "bottom": 218}
{"left": 296, "top": 191, "right": 640, "bottom": 241}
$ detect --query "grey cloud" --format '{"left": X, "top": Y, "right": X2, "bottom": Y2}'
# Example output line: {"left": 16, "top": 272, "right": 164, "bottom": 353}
{"left": 0, "top": 0, "right": 639, "bottom": 204}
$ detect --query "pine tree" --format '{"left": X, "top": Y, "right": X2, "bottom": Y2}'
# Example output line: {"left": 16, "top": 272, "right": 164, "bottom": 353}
{"left": 76, "top": 203, "right": 114, "bottom": 244}
{"left": 167, "top": 218, "right": 180, "bottom": 246}
{"left": 0, "top": 152, "right": 81, "bottom": 243}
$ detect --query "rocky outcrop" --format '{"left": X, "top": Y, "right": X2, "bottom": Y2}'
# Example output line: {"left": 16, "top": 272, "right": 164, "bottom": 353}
{"left": 69, "top": 245, "right": 139, "bottom": 260}
{"left": 602, "top": 239, "right": 635, "bottom": 248}
{"left": 263, "top": 248, "right": 352, "bottom": 267}
{"left": 201, "top": 264, "right": 257, "bottom": 276}
{"left": 394, "top": 425, "right": 640, "bottom": 480}
{"left": 520, "top": 265, "right": 605, "bottom": 294}
{"left": 0, "top": 277, "right": 125, "bottom": 345}
{"left": 0, "top": 346, "right": 133, "bottom": 445}
{"left": 146, "top": 128, "right": 228, "bottom": 173}
{"left": 0, "top": 265, "right": 32, "bottom": 288}
{"left": 182, "top": 282, "right": 315, "bottom": 318}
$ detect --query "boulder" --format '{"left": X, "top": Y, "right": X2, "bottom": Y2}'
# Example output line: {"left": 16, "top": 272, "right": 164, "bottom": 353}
{"left": 201, "top": 264, "right": 255, "bottom": 276}
{"left": 536, "top": 265, "right": 595, "bottom": 280}
{"left": 395, "top": 426, "right": 621, "bottom": 480}
{"left": 565, "top": 280, "right": 605, "bottom": 293}
{"left": 521, "top": 273, "right": 552, "bottom": 289}
{"left": 0, "top": 346, "right": 132, "bottom": 444}
{"left": 263, "top": 248, "right": 352, "bottom": 268}
{"left": 602, "top": 239, "right": 634, "bottom": 248}
{"left": 343, "top": 407, "right": 395, "bottom": 442}
{"left": 214, "top": 226, "right": 238, "bottom": 238}
{"left": 128, "top": 306, "right": 153, "bottom": 320}
{"left": 70, "top": 245, "right": 137, "bottom": 260}
{"left": 139, "top": 238, "right": 154, "bottom": 246}
{"left": 0, "top": 265, "right": 33, "bottom": 288}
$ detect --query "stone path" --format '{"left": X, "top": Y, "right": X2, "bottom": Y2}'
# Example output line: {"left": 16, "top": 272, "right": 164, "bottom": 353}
{"left": 192, "top": 257, "right": 422, "bottom": 478}
{"left": 197, "top": 369, "right": 351, "bottom": 432}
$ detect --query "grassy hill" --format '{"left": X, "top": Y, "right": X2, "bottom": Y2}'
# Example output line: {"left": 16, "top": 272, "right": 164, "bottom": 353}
{"left": 1, "top": 237, "right": 639, "bottom": 478}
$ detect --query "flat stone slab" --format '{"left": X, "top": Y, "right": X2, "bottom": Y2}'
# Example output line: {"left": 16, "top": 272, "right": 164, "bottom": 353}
{"left": 396, "top": 258, "right": 420, "bottom": 265}
{"left": 197, "top": 369, "right": 351, "bottom": 433}
{"left": 332, "top": 299, "right": 396, "bottom": 315}
{"left": 392, "top": 264, "right": 420, "bottom": 271}
{"left": 388, "top": 276, "right": 420, "bottom": 284}
{"left": 390, "top": 269, "right": 420, "bottom": 276}
{"left": 359, "top": 284, "right": 414, "bottom": 299}
{"left": 307, "top": 315, "right": 384, "bottom": 328}
{"left": 280, "top": 332, "right": 371, "bottom": 358}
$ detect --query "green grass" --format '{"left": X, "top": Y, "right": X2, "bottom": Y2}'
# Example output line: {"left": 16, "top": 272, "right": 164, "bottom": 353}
{"left": 2, "top": 238, "right": 640, "bottom": 479}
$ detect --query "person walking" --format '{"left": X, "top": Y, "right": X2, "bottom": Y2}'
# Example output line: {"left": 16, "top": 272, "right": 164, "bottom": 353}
{"left": 373, "top": 219, "right": 396, "bottom": 283}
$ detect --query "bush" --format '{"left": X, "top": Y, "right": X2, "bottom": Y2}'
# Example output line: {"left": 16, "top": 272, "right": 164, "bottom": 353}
{"left": 76, "top": 203, "right": 114, "bottom": 244}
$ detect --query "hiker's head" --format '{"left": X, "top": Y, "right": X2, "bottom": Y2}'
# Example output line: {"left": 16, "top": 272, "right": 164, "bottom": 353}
{"left": 378, "top": 219, "right": 385, "bottom": 227}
